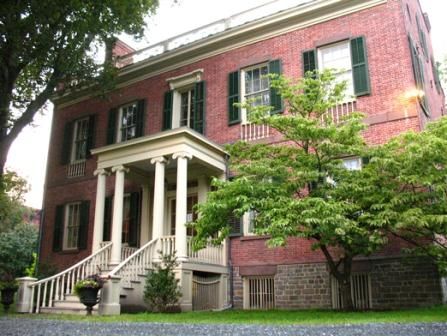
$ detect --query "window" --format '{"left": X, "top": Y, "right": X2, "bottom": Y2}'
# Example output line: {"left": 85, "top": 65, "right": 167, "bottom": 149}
{"left": 52, "top": 201, "right": 90, "bottom": 252}
{"left": 71, "top": 118, "right": 89, "bottom": 162}
{"left": 303, "top": 37, "right": 370, "bottom": 98}
{"left": 63, "top": 203, "right": 81, "bottom": 250}
{"left": 163, "top": 70, "right": 205, "bottom": 134}
{"left": 342, "top": 157, "right": 362, "bottom": 171}
{"left": 243, "top": 210, "right": 257, "bottom": 235}
{"left": 180, "top": 88, "right": 196, "bottom": 128}
{"left": 106, "top": 100, "right": 145, "bottom": 144}
{"left": 119, "top": 102, "right": 138, "bottom": 142}
{"left": 408, "top": 35, "right": 429, "bottom": 116}
{"left": 61, "top": 115, "right": 95, "bottom": 177}
{"left": 243, "top": 276, "right": 275, "bottom": 309}
{"left": 228, "top": 59, "right": 282, "bottom": 125}
{"left": 317, "top": 41, "right": 354, "bottom": 98}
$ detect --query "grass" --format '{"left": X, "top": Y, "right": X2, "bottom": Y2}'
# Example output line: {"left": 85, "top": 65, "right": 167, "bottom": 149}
{"left": 5, "top": 305, "right": 447, "bottom": 325}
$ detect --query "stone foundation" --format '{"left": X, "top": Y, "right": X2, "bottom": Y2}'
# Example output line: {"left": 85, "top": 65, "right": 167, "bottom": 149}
{"left": 231, "top": 257, "right": 442, "bottom": 310}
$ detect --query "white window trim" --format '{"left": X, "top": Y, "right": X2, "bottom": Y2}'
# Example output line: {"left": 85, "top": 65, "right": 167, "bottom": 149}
{"left": 167, "top": 69, "right": 203, "bottom": 129}
{"left": 116, "top": 102, "right": 139, "bottom": 143}
{"left": 240, "top": 63, "right": 270, "bottom": 124}
{"left": 342, "top": 156, "right": 362, "bottom": 171}
{"left": 70, "top": 117, "right": 89, "bottom": 164}
{"left": 63, "top": 202, "right": 81, "bottom": 251}
{"left": 317, "top": 40, "right": 355, "bottom": 102}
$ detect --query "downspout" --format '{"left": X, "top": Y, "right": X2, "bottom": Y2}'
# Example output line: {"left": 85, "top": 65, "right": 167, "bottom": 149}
{"left": 224, "top": 153, "right": 234, "bottom": 308}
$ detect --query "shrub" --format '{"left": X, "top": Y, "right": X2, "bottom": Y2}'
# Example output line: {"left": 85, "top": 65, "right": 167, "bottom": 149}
{"left": 144, "top": 252, "right": 182, "bottom": 313}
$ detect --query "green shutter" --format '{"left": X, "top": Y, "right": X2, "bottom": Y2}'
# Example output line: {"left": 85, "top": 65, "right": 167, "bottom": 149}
{"left": 86, "top": 115, "right": 96, "bottom": 159}
{"left": 163, "top": 91, "right": 173, "bottom": 131}
{"left": 106, "top": 108, "right": 117, "bottom": 145}
{"left": 103, "top": 196, "right": 112, "bottom": 242}
{"left": 350, "top": 36, "right": 371, "bottom": 96}
{"left": 228, "top": 71, "right": 240, "bottom": 125}
{"left": 194, "top": 81, "right": 206, "bottom": 134}
{"left": 52, "top": 205, "right": 64, "bottom": 252}
{"left": 135, "top": 99, "right": 146, "bottom": 138}
{"left": 60, "top": 121, "right": 73, "bottom": 165}
{"left": 408, "top": 36, "right": 429, "bottom": 116}
{"left": 303, "top": 50, "right": 317, "bottom": 77}
{"left": 269, "top": 59, "right": 283, "bottom": 114}
{"left": 78, "top": 201, "right": 90, "bottom": 250}
{"left": 128, "top": 192, "right": 141, "bottom": 247}
{"left": 229, "top": 214, "right": 243, "bottom": 237}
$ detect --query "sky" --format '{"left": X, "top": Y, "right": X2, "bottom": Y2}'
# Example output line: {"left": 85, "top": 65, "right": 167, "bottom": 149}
{"left": 5, "top": 0, "right": 447, "bottom": 209}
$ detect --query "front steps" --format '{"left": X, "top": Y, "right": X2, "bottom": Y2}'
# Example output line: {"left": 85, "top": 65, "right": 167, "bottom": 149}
{"left": 39, "top": 294, "right": 99, "bottom": 315}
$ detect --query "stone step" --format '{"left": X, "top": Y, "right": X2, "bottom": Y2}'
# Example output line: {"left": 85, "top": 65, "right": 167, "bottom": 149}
{"left": 53, "top": 299, "right": 85, "bottom": 310}
{"left": 39, "top": 306, "right": 98, "bottom": 315}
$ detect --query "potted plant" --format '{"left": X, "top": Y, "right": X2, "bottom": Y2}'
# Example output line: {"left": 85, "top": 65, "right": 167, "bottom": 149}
{"left": 0, "top": 276, "right": 19, "bottom": 313}
{"left": 74, "top": 274, "right": 105, "bottom": 315}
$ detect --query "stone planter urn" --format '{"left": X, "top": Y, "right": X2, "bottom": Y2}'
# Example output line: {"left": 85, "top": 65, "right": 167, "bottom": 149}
{"left": 77, "top": 287, "right": 100, "bottom": 315}
{"left": 1, "top": 287, "right": 17, "bottom": 313}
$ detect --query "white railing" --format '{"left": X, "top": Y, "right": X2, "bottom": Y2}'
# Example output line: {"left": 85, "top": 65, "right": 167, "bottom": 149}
{"left": 121, "top": 246, "right": 138, "bottom": 261}
{"left": 116, "top": 0, "right": 313, "bottom": 67}
{"left": 323, "top": 100, "right": 357, "bottom": 124}
{"left": 28, "top": 242, "right": 112, "bottom": 313}
{"left": 67, "top": 160, "right": 86, "bottom": 178}
{"left": 188, "top": 238, "right": 225, "bottom": 265}
{"left": 240, "top": 123, "right": 271, "bottom": 142}
{"left": 160, "top": 236, "right": 176, "bottom": 256}
{"left": 109, "top": 239, "right": 158, "bottom": 288}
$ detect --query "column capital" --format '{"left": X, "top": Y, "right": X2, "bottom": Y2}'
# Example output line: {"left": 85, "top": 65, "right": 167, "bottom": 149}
{"left": 94, "top": 168, "right": 110, "bottom": 177}
{"left": 172, "top": 151, "right": 193, "bottom": 161}
{"left": 150, "top": 156, "right": 168, "bottom": 165}
{"left": 111, "top": 165, "right": 129, "bottom": 174}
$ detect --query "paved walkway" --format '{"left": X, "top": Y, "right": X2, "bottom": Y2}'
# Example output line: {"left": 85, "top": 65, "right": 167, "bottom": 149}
{"left": 1, "top": 317, "right": 447, "bottom": 336}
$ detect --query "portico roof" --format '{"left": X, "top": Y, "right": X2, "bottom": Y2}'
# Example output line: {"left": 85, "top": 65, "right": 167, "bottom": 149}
{"left": 91, "top": 127, "right": 229, "bottom": 173}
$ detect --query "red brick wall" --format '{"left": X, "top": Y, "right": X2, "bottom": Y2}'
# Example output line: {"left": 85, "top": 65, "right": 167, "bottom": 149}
{"left": 41, "top": 0, "right": 445, "bottom": 269}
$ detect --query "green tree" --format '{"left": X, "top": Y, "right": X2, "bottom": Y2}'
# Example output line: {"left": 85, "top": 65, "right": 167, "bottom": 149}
{"left": 367, "top": 117, "right": 447, "bottom": 273}
{"left": 0, "top": 222, "right": 38, "bottom": 285}
{"left": 0, "top": 0, "right": 159, "bottom": 176}
{"left": 0, "top": 170, "right": 29, "bottom": 233}
{"left": 144, "top": 252, "right": 182, "bottom": 313}
{"left": 192, "top": 70, "right": 393, "bottom": 310}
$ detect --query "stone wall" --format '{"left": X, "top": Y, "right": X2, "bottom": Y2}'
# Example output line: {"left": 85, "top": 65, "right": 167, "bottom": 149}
{"left": 371, "top": 257, "right": 442, "bottom": 309}
{"left": 231, "top": 257, "right": 443, "bottom": 310}
{"left": 275, "top": 263, "right": 332, "bottom": 309}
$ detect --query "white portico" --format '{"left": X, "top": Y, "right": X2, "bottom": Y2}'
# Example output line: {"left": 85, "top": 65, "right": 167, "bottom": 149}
{"left": 89, "top": 127, "right": 229, "bottom": 312}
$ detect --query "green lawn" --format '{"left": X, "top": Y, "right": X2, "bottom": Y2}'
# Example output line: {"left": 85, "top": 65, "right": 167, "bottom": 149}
{"left": 6, "top": 306, "right": 447, "bottom": 325}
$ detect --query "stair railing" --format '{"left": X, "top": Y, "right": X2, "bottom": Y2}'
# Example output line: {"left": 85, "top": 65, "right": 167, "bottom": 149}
{"left": 27, "top": 242, "right": 112, "bottom": 313}
{"left": 108, "top": 238, "right": 158, "bottom": 288}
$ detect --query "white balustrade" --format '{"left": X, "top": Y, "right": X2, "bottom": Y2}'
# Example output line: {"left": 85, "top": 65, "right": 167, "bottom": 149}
{"left": 240, "top": 123, "right": 271, "bottom": 142}
{"left": 323, "top": 100, "right": 357, "bottom": 124}
{"left": 27, "top": 242, "right": 112, "bottom": 313}
{"left": 159, "top": 236, "right": 176, "bottom": 257}
{"left": 187, "top": 238, "right": 225, "bottom": 265}
{"left": 67, "top": 161, "right": 86, "bottom": 178}
{"left": 116, "top": 0, "right": 311, "bottom": 67}
{"left": 121, "top": 246, "right": 138, "bottom": 261}
{"left": 108, "top": 239, "right": 158, "bottom": 288}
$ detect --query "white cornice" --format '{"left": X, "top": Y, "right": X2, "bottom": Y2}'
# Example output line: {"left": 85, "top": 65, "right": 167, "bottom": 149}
{"left": 54, "top": 0, "right": 387, "bottom": 108}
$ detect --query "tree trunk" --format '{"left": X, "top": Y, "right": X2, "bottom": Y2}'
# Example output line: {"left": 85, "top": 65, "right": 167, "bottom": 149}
{"left": 339, "top": 275, "right": 354, "bottom": 311}
{"left": 319, "top": 245, "right": 355, "bottom": 311}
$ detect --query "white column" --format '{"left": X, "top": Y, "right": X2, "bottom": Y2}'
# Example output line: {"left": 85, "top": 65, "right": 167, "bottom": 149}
{"left": 151, "top": 156, "right": 168, "bottom": 241}
{"left": 173, "top": 152, "right": 192, "bottom": 261}
{"left": 110, "top": 165, "right": 129, "bottom": 266}
{"left": 140, "top": 184, "right": 151, "bottom": 246}
{"left": 92, "top": 169, "right": 109, "bottom": 252}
